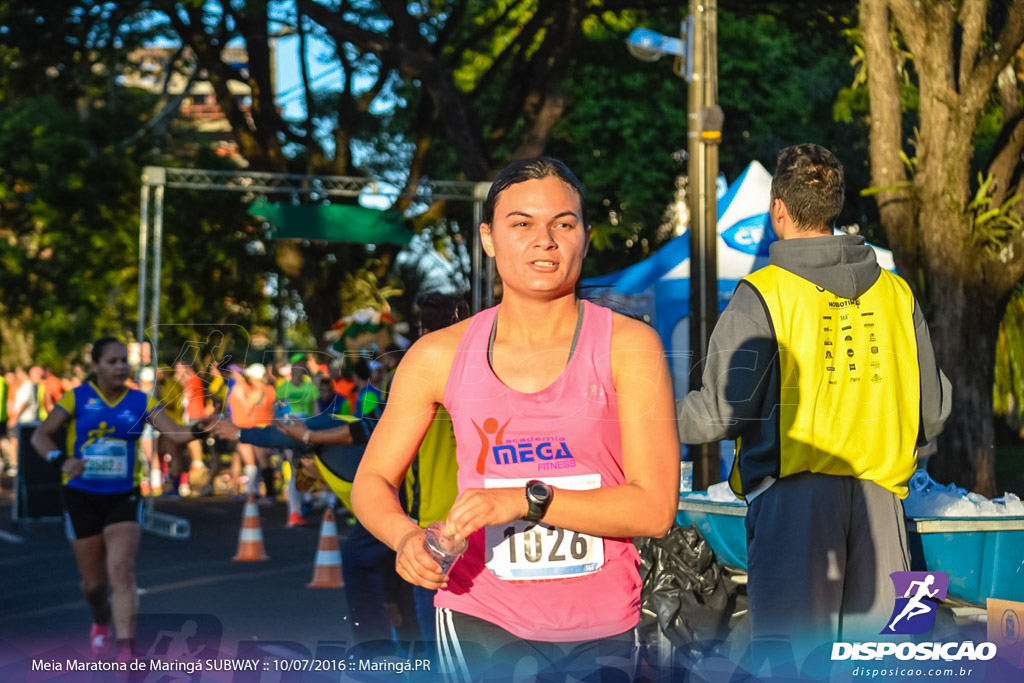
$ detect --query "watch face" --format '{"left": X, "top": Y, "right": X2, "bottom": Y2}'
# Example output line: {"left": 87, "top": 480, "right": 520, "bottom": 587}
{"left": 528, "top": 480, "right": 550, "bottom": 502}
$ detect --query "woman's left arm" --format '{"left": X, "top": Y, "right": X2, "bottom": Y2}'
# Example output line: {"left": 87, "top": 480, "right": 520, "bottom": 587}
{"left": 148, "top": 406, "right": 197, "bottom": 445}
{"left": 446, "top": 316, "right": 679, "bottom": 540}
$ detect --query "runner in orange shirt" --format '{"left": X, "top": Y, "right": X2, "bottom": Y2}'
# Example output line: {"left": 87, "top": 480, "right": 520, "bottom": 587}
{"left": 227, "top": 364, "right": 276, "bottom": 504}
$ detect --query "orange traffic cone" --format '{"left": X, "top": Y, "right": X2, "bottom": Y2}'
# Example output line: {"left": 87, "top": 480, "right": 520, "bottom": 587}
{"left": 232, "top": 494, "right": 270, "bottom": 562}
{"left": 307, "top": 508, "right": 344, "bottom": 588}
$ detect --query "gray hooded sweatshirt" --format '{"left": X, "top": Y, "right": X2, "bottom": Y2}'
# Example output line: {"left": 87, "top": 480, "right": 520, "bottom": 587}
{"left": 675, "top": 234, "right": 952, "bottom": 495}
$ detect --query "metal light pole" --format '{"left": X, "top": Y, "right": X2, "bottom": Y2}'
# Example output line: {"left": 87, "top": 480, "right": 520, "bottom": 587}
{"left": 687, "top": 0, "right": 721, "bottom": 490}
{"left": 627, "top": 3, "right": 722, "bottom": 489}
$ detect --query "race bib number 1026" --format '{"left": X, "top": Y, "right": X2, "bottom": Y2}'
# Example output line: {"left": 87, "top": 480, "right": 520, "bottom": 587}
{"left": 484, "top": 473, "right": 603, "bottom": 580}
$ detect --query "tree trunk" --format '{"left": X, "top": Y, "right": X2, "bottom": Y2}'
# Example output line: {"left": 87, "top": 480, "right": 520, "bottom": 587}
{"left": 925, "top": 277, "right": 999, "bottom": 497}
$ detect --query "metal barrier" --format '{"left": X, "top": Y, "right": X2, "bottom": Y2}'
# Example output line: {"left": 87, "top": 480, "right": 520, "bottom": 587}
{"left": 13, "top": 423, "right": 63, "bottom": 523}
{"left": 143, "top": 502, "right": 191, "bottom": 539}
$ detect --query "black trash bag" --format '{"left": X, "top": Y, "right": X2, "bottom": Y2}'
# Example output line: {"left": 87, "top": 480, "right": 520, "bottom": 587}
{"left": 634, "top": 524, "right": 737, "bottom": 656}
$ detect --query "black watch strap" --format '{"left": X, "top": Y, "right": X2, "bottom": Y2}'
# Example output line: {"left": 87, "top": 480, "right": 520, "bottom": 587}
{"left": 523, "top": 480, "right": 553, "bottom": 525}
{"left": 46, "top": 449, "right": 67, "bottom": 469}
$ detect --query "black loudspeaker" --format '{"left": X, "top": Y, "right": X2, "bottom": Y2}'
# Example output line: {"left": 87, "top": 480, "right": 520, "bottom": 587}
{"left": 14, "top": 422, "right": 64, "bottom": 521}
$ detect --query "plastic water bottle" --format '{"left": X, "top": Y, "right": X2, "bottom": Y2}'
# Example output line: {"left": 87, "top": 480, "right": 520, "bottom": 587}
{"left": 274, "top": 400, "right": 293, "bottom": 423}
{"left": 679, "top": 461, "right": 694, "bottom": 494}
{"left": 423, "top": 522, "right": 468, "bottom": 574}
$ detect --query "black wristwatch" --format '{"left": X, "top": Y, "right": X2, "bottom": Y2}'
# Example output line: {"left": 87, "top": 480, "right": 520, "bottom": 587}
{"left": 523, "top": 480, "right": 553, "bottom": 525}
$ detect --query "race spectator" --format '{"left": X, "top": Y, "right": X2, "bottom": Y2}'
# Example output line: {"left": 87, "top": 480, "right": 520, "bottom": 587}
{"left": 314, "top": 376, "right": 346, "bottom": 417}
{"left": 276, "top": 354, "right": 317, "bottom": 419}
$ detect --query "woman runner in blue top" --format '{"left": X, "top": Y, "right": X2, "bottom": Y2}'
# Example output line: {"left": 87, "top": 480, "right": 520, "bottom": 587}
{"left": 31, "top": 337, "right": 205, "bottom": 660}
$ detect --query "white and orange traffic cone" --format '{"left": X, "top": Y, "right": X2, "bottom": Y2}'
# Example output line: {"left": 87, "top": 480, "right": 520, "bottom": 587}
{"left": 307, "top": 508, "right": 344, "bottom": 588}
{"left": 232, "top": 494, "right": 270, "bottom": 562}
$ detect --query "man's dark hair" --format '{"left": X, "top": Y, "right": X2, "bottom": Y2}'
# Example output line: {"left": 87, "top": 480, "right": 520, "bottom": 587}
{"left": 771, "top": 144, "right": 844, "bottom": 231}
{"left": 351, "top": 359, "right": 371, "bottom": 382}
{"left": 483, "top": 156, "right": 587, "bottom": 226}
{"left": 417, "top": 293, "right": 470, "bottom": 333}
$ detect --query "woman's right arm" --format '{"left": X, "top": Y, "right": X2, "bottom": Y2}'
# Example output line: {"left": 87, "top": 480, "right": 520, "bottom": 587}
{"left": 352, "top": 333, "right": 456, "bottom": 589}
{"left": 30, "top": 406, "right": 83, "bottom": 478}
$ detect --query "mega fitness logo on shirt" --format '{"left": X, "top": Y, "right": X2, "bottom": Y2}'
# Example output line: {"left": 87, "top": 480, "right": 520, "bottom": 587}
{"left": 472, "top": 417, "right": 577, "bottom": 475}
{"left": 831, "top": 571, "right": 996, "bottom": 663}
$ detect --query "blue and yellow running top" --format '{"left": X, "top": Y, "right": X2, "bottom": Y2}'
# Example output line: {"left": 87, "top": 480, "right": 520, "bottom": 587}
{"left": 55, "top": 382, "right": 161, "bottom": 494}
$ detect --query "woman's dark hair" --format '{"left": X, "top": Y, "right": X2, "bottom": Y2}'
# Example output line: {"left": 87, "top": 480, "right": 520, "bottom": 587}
{"left": 483, "top": 157, "right": 587, "bottom": 226}
{"left": 90, "top": 337, "right": 125, "bottom": 364}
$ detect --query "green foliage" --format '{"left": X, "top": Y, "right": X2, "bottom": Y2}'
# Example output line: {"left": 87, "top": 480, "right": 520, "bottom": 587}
{"left": 0, "top": 67, "right": 275, "bottom": 369}
{"left": 547, "top": 26, "right": 686, "bottom": 277}
{"left": 966, "top": 172, "right": 1024, "bottom": 261}
{"left": 995, "top": 286, "right": 1024, "bottom": 418}
{"left": 0, "top": 95, "right": 145, "bottom": 368}
{"left": 834, "top": 26, "right": 918, "bottom": 124}
{"left": 340, "top": 262, "right": 404, "bottom": 316}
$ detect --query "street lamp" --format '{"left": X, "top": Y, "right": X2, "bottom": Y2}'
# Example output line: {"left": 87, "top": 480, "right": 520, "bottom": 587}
{"left": 625, "top": 27, "right": 690, "bottom": 68}
{"left": 627, "top": 2, "right": 722, "bottom": 490}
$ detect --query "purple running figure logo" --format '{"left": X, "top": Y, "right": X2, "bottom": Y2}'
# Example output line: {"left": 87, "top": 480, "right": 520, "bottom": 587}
{"left": 882, "top": 571, "right": 948, "bottom": 635}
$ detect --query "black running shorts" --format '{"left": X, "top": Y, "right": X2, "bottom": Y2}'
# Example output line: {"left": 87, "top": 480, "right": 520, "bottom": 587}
{"left": 62, "top": 486, "right": 144, "bottom": 540}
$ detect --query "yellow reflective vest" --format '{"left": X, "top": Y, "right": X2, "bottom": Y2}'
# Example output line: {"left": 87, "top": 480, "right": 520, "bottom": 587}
{"left": 733, "top": 265, "right": 920, "bottom": 499}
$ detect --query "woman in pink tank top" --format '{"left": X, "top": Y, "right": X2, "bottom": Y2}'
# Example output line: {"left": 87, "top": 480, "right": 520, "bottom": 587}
{"left": 352, "top": 157, "right": 679, "bottom": 681}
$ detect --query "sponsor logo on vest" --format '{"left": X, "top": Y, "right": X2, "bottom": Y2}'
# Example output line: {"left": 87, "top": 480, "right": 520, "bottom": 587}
{"left": 85, "top": 421, "right": 116, "bottom": 446}
{"left": 828, "top": 298, "right": 861, "bottom": 308}
{"left": 831, "top": 572, "right": 997, "bottom": 662}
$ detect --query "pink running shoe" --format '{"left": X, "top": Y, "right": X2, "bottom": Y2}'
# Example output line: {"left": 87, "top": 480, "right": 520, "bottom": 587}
{"left": 90, "top": 623, "right": 110, "bottom": 655}
{"left": 287, "top": 512, "right": 308, "bottom": 527}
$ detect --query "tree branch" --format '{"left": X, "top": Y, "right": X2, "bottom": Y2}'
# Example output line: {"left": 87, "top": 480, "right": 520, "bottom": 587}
{"left": 296, "top": 8, "right": 329, "bottom": 170}
{"left": 885, "top": 0, "right": 929, "bottom": 58}
{"left": 450, "top": 0, "right": 528, "bottom": 59}
{"left": 299, "top": 0, "right": 395, "bottom": 58}
{"left": 395, "top": 95, "right": 435, "bottom": 213}
{"left": 509, "top": 0, "right": 585, "bottom": 158}
{"left": 961, "top": 0, "right": 1024, "bottom": 118}
{"left": 230, "top": 2, "right": 289, "bottom": 170}
{"left": 117, "top": 62, "right": 201, "bottom": 150}
{"left": 480, "top": 3, "right": 560, "bottom": 142}
{"left": 986, "top": 63, "right": 1024, "bottom": 208}
{"left": 354, "top": 56, "right": 393, "bottom": 114}
{"left": 956, "top": 0, "right": 986, "bottom": 92}
{"left": 168, "top": 8, "right": 246, "bottom": 134}
{"left": 861, "top": 0, "right": 917, "bottom": 268}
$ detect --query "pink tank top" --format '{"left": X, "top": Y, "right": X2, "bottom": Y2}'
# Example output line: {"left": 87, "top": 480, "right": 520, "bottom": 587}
{"left": 437, "top": 300, "right": 641, "bottom": 641}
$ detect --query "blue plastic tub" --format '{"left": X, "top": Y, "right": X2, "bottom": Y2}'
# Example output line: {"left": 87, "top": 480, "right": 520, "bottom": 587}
{"left": 907, "top": 516, "right": 1024, "bottom": 606}
{"left": 676, "top": 498, "right": 748, "bottom": 572}
{"left": 678, "top": 497, "right": 1024, "bottom": 606}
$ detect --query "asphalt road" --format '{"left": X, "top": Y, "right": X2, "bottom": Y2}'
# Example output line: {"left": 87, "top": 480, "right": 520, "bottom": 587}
{"left": 0, "top": 492, "right": 438, "bottom": 682}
